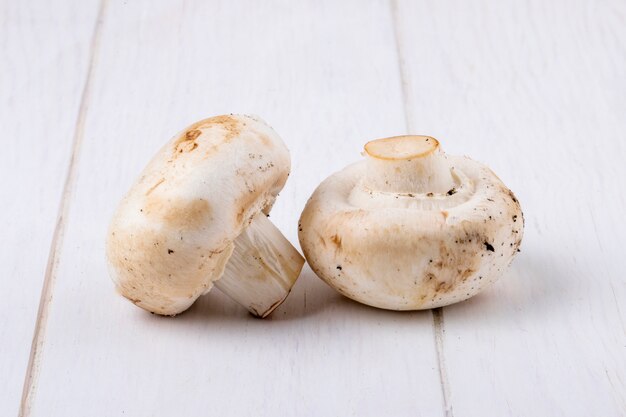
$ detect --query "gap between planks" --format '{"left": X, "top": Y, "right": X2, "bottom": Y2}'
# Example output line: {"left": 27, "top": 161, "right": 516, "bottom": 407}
{"left": 389, "top": 1, "right": 453, "bottom": 416}
{"left": 433, "top": 308, "right": 454, "bottom": 417}
{"left": 18, "top": 0, "right": 108, "bottom": 415}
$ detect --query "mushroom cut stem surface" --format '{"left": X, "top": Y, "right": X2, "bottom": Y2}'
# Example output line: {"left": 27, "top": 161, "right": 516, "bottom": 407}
{"left": 215, "top": 212, "right": 304, "bottom": 318}
{"left": 364, "top": 135, "right": 455, "bottom": 194}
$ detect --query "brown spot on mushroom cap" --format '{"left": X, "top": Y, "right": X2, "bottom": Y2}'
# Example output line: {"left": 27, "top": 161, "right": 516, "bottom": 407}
{"left": 171, "top": 115, "right": 242, "bottom": 158}
{"left": 189, "top": 114, "right": 241, "bottom": 139}
{"left": 144, "top": 198, "right": 212, "bottom": 230}
{"left": 185, "top": 129, "right": 202, "bottom": 141}
{"left": 176, "top": 141, "right": 198, "bottom": 154}
{"left": 460, "top": 268, "right": 474, "bottom": 281}
{"left": 413, "top": 239, "right": 483, "bottom": 299}
{"left": 330, "top": 234, "right": 342, "bottom": 249}
{"left": 258, "top": 133, "right": 272, "bottom": 147}
{"left": 173, "top": 129, "right": 202, "bottom": 155}
{"left": 435, "top": 280, "right": 453, "bottom": 292}
{"left": 164, "top": 199, "right": 211, "bottom": 229}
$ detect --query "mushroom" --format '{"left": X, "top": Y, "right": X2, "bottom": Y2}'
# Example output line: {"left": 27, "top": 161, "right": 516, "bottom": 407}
{"left": 298, "top": 135, "right": 523, "bottom": 310}
{"left": 106, "top": 114, "right": 304, "bottom": 317}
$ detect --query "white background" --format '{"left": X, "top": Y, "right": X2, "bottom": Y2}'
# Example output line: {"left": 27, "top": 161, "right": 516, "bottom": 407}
{"left": 1, "top": 1, "right": 625, "bottom": 416}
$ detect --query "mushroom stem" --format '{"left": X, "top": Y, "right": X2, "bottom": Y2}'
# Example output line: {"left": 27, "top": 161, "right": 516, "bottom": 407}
{"left": 215, "top": 212, "right": 304, "bottom": 318}
{"left": 363, "top": 135, "right": 455, "bottom": 194}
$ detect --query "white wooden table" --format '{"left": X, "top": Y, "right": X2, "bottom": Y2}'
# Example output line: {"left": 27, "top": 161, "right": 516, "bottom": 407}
{"left": 2, "top": 1, "right": 625, "bottom": 416}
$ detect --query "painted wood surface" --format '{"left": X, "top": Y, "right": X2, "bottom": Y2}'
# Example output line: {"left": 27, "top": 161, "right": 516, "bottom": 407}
{"left": 0, "top": 1, "right": 100, "bottom": 416}
{"left": 2, "top": 0, "right": 625, "bottom": 416}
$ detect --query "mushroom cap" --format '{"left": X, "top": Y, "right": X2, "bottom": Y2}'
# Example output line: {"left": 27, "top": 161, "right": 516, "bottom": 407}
{"left": 298, "top": 155, "right": 524, "bottom": 310}
{"left": 106, "top": 115, "right": 290, "bottom": 315}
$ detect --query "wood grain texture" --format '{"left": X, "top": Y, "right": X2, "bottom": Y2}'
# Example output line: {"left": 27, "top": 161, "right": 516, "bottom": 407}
{"left": 393, "top": 0, "right": 626, "bottom": 415}
{"left": 0, "top": 1, "right": 100, "bottom": 416}
{"left": 28, "top": 1, "right": 444, "bottom": 416}
{"left": 5, "top": 0, "right": 625, "bottom": 415}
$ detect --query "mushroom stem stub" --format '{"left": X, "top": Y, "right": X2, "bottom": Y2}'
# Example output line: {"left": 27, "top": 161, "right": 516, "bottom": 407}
{"left": 215, "top": 212, "right": 305, "bottom": 318}
{"left": 363, "top": 135, "right": 455, "bottom": 194}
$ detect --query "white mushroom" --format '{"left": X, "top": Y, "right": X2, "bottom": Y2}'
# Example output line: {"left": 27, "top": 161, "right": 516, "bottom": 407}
{"left": 298, "top": 135, "right": 523, "bottom": 310}
{"left": 106, "top": 115, "right": 304, "bottom": 317}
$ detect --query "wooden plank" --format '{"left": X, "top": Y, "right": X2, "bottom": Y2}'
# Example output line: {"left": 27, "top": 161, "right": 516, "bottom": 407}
{"left": 0, "top": 1, "right": 101, "bottom": 415}
{"left": 393, "top": 0, "right": 626, "bottom": 415}
{"left": 29, "top": 1, "right": 445, "bottom": 415}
